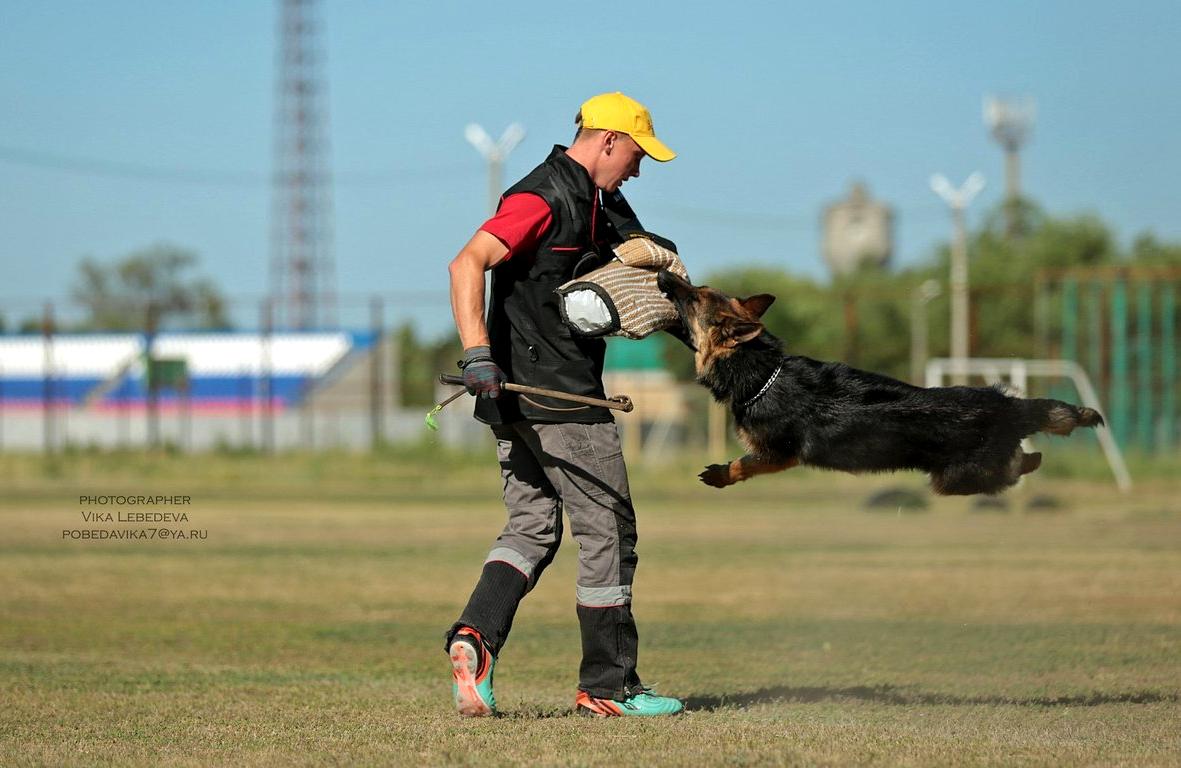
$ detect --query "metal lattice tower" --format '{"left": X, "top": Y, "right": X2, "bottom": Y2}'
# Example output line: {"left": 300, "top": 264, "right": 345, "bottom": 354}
{"left": 271, "top": 0, "right": 335, "bottom": 330}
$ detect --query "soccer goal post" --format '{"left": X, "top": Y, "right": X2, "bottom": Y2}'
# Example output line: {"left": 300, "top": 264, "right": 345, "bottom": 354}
{"left": 924, "top": 358, "right": 1132, "bottom": 493}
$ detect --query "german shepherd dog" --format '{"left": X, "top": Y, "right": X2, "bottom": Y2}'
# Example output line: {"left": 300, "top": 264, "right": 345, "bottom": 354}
{"left": 656, "top": 270, "right": 1104, "bottom": 495}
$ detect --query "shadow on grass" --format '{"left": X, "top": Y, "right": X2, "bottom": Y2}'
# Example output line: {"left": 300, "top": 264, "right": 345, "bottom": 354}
{"left": 449, "top": 686, "right": 1180, "bottom": 719}
{"left": 683, "top": 685, "right": 1180, "bottom": 711}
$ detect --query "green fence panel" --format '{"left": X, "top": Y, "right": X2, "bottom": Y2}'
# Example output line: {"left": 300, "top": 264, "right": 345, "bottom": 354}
{"left": 1110, "top": 280, "right": 1130, "bottom": 448}
{"left": 1162, "top": 285, "right": 1176, "bottom": 449}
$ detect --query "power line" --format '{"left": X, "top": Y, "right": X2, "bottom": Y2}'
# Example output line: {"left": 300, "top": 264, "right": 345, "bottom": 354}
{"left": 0, "top": 144, "right": 263, "bottom": 186}
{"left": 648, "top": 202, "right": 950, "bottom": 232}
{"left": 1, "top": 142, "right": 956, "bottom": 230}
{"left": 0, "top": 144, "right": 478, "bottom": 187}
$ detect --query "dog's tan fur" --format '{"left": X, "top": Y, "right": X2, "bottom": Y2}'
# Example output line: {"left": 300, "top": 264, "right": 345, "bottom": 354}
{"left": 688, "top": 295, "right": 785, "bottom": 488}
{"left": 689, "top": 295, "right": 772, "bottom": 377}
{"left": 699, "top": 424, "right": 800, "bottom": 487}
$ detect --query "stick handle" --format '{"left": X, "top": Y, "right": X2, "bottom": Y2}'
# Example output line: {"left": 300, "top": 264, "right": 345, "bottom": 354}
{"left": 506, "top": 383, "right": 634, "bottom": 413}
{"left": 438, "top": 374, "right": 634, "bottom": 413}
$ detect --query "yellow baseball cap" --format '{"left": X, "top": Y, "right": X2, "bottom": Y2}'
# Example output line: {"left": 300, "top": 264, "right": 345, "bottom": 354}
{"left": 578, "top": 92, "right": 676, "bottom": 162}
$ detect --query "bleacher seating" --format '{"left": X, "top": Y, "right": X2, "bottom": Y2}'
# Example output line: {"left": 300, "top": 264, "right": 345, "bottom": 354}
{"left": 0, "top": 331, "right": 375, "bottom": 410}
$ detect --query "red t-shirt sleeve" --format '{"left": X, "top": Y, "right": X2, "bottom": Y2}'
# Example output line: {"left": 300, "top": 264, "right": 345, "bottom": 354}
{"left": 478, "top": 193, "right": 553, "bottom": 261}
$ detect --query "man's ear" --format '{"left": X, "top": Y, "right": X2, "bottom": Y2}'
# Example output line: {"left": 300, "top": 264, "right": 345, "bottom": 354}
{"left": 740, "top": 294, "right": 776, "bottom": 318}
{"left": 723, "top": 319, "right": 763, "bottom": 347}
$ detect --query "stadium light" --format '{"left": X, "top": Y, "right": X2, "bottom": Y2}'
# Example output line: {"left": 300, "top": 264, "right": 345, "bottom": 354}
{"left": 929, "top": 172, "right": 985, "bottom": 384}
{"left": 465, "top": 122, "right": 526, "bottom": 215}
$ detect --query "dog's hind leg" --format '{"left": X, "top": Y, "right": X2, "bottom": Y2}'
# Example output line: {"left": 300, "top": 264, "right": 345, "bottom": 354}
{"left": 699, "top": 454, "right": 799, "bottom": 488}
{"left": 1019, "top": 451, "right": 1042, "bottom": 476}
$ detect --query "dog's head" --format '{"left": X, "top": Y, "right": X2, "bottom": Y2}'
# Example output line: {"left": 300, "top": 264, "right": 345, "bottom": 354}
{"left": 657, "top": 269, "right": 775, "bottom": 374}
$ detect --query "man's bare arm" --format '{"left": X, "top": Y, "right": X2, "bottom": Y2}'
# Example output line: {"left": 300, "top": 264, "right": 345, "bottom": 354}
{"left": 449, "top": 230, "right": 510, "bottom": 350}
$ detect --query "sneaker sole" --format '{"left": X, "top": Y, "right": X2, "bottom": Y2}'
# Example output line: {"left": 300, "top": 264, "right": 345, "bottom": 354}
{"left": 575, "top": 692, "right": 684, "bottom": 717}
{"left": 450, "top": 641, "right": 492, "bottom": 717}
{"left": 574, "top": 693, "right": 622, "bottom": 717}
{"left": 577, "top": 704, "right": 684, "bottom": 717}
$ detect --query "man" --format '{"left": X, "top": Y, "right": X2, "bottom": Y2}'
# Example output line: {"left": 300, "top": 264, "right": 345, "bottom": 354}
{"left": 444, "top": 92, "right": 684, "bottom": 718}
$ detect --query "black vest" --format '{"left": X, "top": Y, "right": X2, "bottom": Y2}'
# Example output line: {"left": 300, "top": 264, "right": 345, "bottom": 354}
{"left": 475, "top": 146, "right": 644, "bottom": 424}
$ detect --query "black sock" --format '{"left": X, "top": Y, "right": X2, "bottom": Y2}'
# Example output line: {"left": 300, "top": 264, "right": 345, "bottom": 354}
{"left": 447, "top": 560, "right": 529, "bottom": 655}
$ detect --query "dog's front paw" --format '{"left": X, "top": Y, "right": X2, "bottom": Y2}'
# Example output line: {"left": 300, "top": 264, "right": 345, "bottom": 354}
{"left": 699, "top": 464, "right": 733, "bottom": 488}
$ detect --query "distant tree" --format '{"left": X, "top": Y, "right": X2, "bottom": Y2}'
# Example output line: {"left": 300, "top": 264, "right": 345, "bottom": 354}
{"left": 697, "top": 202, "right": 1171, "bottom": 384}
{"left": 963, "top": 209, "right": 1118, "bottom": 360}
{"left": 695, "top": 265, "right": 911, "bottom": 380}
{"left": 70, "top": 243, "right": 230, "bottom": 331}
{"left": 1129, "top": 233, "right": 1181, "bottom": 268}
{"left": 396, "top": 324, "right": 463, "bottom": 406}
{"left": 704, "top": 267, "right": 844, "bottom": 357}
{"left": 982, "top": 194, "right": 1045, "bottom": 242}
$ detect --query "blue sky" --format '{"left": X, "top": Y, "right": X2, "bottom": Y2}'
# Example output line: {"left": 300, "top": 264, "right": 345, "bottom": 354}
{"left": 2, "top": 1, "right": 1179, "bottom": 333}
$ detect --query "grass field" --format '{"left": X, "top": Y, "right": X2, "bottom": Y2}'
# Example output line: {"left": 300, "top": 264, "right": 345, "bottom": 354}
{"left": 2, "top": 448, "right": 1180, "bottom": 766}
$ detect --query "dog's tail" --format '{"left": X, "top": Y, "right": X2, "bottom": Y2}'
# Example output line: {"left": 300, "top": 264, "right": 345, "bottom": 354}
{"left": 1023, "top": 398, "right": 1105, "bottom": 436}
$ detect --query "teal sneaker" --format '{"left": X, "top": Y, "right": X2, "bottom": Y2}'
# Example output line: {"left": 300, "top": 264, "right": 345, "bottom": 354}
{"left": 575, "top": 687, "right": 684, "bottom": 717}
{"left": 449, "top": 627, "right": 496, "bottom": 716}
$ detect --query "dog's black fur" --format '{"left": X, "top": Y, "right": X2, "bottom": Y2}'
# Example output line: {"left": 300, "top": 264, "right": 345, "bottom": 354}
{"left": 657, "top": 270, "right": 1104, "bottom": 495}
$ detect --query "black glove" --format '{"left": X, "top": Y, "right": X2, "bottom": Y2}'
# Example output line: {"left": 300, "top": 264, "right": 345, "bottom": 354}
{"left": 459, "top": 346, "right": 507, "bottom": 400}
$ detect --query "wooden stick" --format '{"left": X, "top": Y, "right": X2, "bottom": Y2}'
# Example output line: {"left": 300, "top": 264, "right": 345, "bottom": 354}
{"left": 438, "top": 375, "right": 633, "bottom": 413}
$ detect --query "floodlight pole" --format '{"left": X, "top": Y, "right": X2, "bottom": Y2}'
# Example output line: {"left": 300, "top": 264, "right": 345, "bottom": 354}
{"left": 465, "top": 123, "right": 526, "bottom": 216}
{"left": 930, "top": 172, "right": 985, "bottom": 385}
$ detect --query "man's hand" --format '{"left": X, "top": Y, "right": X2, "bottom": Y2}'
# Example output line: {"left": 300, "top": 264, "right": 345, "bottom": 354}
{"left": 460, "top": 346, "right": 507, "bottom": 400}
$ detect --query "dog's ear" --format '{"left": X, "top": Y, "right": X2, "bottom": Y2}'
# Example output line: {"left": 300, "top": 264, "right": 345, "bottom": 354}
{"left": 722, "top": 319, "right": 763, "bottom": 347}
{"left": 739, "top": 294, "right": 776, "bottom": 318}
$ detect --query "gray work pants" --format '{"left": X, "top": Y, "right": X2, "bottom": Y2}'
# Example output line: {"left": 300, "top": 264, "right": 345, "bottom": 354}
{"left": 452, "top": 419, "right": 643, "bottom": 699}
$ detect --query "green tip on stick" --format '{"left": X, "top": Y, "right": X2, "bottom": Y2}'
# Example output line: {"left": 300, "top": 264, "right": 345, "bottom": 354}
{"left": 425, "top": 387, "right": 467, "bottom": 431}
